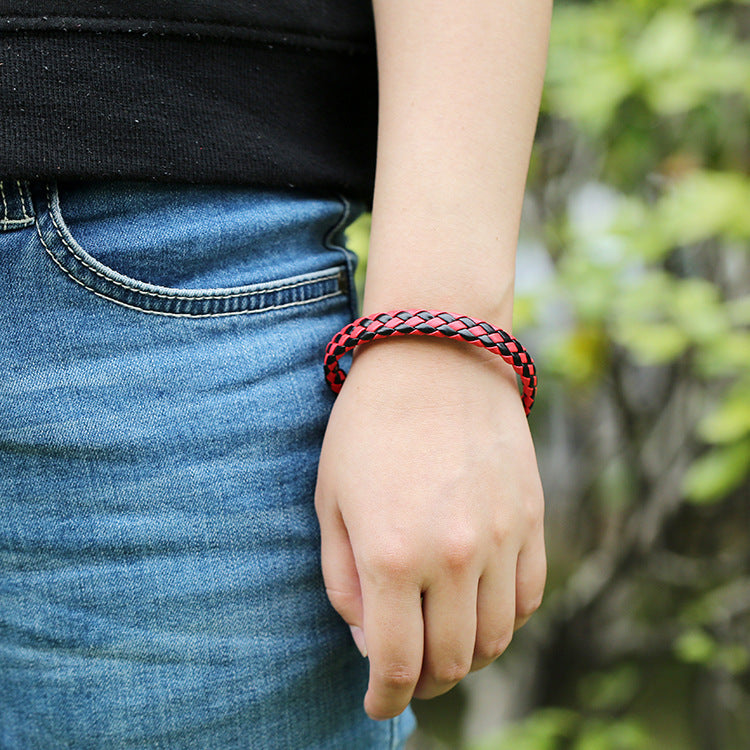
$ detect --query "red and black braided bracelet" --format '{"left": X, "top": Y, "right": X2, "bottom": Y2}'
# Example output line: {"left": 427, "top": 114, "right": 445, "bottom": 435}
{"left": 324, "top": 310, "right": 537, "bottom": 416}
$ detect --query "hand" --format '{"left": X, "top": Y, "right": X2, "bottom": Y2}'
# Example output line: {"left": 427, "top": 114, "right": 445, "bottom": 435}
{"left": 314, "top": 335, "right": 546, "bottom": 720}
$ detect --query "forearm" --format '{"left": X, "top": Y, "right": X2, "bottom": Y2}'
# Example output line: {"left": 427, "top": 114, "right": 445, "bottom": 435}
{"left": 364, "top": 0, "right": 553, "bottom": 330}
{"left": 316, "top": 4, "right": 551, "bottom": 719}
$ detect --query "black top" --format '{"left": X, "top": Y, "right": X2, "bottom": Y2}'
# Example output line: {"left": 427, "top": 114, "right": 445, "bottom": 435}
{"left": 0, "top": 1, "right": 379, "bottom": 207}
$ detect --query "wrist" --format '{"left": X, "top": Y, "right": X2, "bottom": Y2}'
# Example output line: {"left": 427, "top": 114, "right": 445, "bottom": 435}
{"left": 351, "top": 332, "right": 517, "bottom": 385}
{"left": 360, "top": 293, "right": 515, "bottom": 334}
{"left": 362, "top": 209, "right": 519, "bottom": 333}
{"left": 325, "top": 310, "right": 536, "bottom": 415}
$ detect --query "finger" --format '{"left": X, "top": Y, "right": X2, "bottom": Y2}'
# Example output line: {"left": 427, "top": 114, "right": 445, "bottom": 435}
{"left": 471, "top": 550, "right": 517, "bottom": 672}
{"left": 412, "top": 574, "right": 477, "bottom": 700}
{"left": 318, "top": 504, "right": 364, "bottom": 633}
{"left": 514, "top": 528, "right": 547, "bottom": 631}
{"left": 360, "top": 571, "right": 423, "bottom": 721}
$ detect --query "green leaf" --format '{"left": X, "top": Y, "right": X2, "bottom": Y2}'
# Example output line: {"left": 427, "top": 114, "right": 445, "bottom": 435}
{"left": 715, "top": 644, "right": 750, "bottom": 674}
{"left": 343, "top": 211, "right": 371, "bottom": 260}
{"left": 695, "top": 331, "right": 750, "bottom": 378}
{"left": 632, "top": 10, "right": 698, "bottom": 77}
{"left": 613, "top": 320, "right": 690, "bottom": 365}
{"left": 656, "top": 171, "right": 750, "bottom": 245}
{"left": 727, "top": 296, "right": 750, "bottom": 326}
{"left": 683, "top": 440, "right": 750, "bottom": 503}
{"left": 698, "top": 384, "right": 750, "bottom": 443}
{"left": 674, "top": 628, "right": 717, "bottom": 664}
{"left": 344, "top": 211, "right": 371, "bottom": 307}
{"left": 576, "top": 718, "right": 652, "bottom": 750}
{"left": 670, "top": 279, "right": 729, "bottom": 344}
{"left": 578, "top": 666, "right": 640, "bottom": 712}
{"left": 469, "top": 708, "right": 579, "bottom": 750}
{"left": 513, "top": 294, "right": 539, "bottom": 331}
{"left": 680, "top": 579, "right": 750, "bottom": 626}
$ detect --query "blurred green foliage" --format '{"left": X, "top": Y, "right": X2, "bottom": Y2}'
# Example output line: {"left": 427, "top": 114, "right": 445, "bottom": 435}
{"left": 526, "top": 0, "right": 750, "bottom": 505}
{"left": 489, "top": 0, "right": 749, "bottom": 747}
{"left": 347, "top": 1, "right": 749, "bottom": 748}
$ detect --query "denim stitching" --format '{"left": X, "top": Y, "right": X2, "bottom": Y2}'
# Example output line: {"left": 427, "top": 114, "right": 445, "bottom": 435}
{"left": 36, "top": 219, "right": 342, "bottom": 318}
{"left": 323, "top": 192, "right": 352, "bottom": 251}
{"left": 323, "top": 191, "right": 363, "bottom": 320}
{"left": 44, "top": 183, "right": 340, "bottom": 301}
{"left": 0, "top": 179, "right": 34, "bottom": 228}
{"left": 17, "top": 180, "right": 32, "bottom": 219}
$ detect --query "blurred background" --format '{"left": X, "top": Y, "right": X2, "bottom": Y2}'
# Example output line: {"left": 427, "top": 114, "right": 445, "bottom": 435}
{"left": 346, "top": 1, "right": 750, "bottom": 748}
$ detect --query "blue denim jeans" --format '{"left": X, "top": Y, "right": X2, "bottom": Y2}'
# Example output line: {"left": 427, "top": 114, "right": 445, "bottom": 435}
{"left": 0, "top": 178, "right": 416, "bottom": 749}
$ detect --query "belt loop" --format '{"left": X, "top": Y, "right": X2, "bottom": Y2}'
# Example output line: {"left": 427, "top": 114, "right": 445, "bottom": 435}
{"left": 0, "top": 179, "right": 36, "bottom": 231}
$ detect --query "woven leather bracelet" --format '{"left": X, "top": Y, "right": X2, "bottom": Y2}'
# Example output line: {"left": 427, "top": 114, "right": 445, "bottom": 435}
{"left": 324, "top": 309, "right": 537, "bottom": 416}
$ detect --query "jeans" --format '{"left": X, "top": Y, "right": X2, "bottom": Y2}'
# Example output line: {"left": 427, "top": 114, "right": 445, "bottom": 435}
{"left": 0, "top": 178, "right": 416, "bottom": 749}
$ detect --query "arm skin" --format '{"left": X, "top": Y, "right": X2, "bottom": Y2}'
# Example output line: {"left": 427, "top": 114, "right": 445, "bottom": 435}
{"left": 314, "top": 0, "right": 553, "bottom": 721}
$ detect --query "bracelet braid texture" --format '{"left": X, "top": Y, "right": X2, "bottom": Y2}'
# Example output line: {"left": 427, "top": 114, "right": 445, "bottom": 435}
{"left": 324, "top": 310, "right": 537, "bottom": 416}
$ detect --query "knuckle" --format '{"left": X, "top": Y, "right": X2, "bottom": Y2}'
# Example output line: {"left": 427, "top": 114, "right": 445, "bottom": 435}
{"left": 489, "top": 519, "right": 513, "bottom": 548}
{"left": 523, "top": 483, "right": 545, "bottom": 527}
{"left": 523, "top": 498, "right": 544, "bottom": 531}
{"left": 365, "top": 543, "right": 417, "bottom": 581}
{"left": 517, "top": 589, "right": 544, "bottom": 619}
{"left": 432, "top": 660, "right": 471, "bottom": 685}
{"left": 379, "top": 664, "right": 419, "bottom": 692}
{"left": 324, "top": 587, "right": 358, "bottom": 616}
{"left": 313, "top": 486, "right": 332, "bottom": 516}
{"left": 440, "top": 529, "right": 479, "bottom": 572}
{"left": 477, "top": 631, "right": 513, "bottom": 662}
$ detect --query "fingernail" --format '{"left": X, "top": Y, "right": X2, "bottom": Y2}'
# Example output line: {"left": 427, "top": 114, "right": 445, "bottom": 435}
{"left": 349, "top": 625, "right": 367, "bottom": 658}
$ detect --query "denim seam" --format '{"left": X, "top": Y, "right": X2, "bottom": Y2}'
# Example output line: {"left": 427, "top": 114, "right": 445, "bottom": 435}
{"left": 0, "top": 180, "right": 35, "bottom": 229}
{"left": 323, "top": 192, "right": 361, "bottom": 320}
{"left": 18, "top": 179, "right": 33, "bottom": 220}
{"left": 35, "top": 221, "right": 344, "bottom": 318}
{"left": 43, "top": 183, "right": 342, "bottom": 303}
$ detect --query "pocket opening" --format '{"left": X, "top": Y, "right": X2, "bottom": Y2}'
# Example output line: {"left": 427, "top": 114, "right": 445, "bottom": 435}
{"left": 33, "top": 181, "right": 351, "bottom": 318}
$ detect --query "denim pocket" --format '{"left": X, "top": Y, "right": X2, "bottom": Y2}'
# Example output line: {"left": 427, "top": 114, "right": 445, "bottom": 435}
{"left": 31, "top": 180, "right": 355, "bottom": 318}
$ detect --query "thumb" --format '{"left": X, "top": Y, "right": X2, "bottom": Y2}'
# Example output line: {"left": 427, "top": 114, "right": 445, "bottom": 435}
{"left": 317, "top": 501, "right": 367, "bottom": 657}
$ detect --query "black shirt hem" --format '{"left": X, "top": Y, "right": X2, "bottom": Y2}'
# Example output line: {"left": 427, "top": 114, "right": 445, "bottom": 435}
{"left": 0, "top": 30, "right": 379, "bottom": 208}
